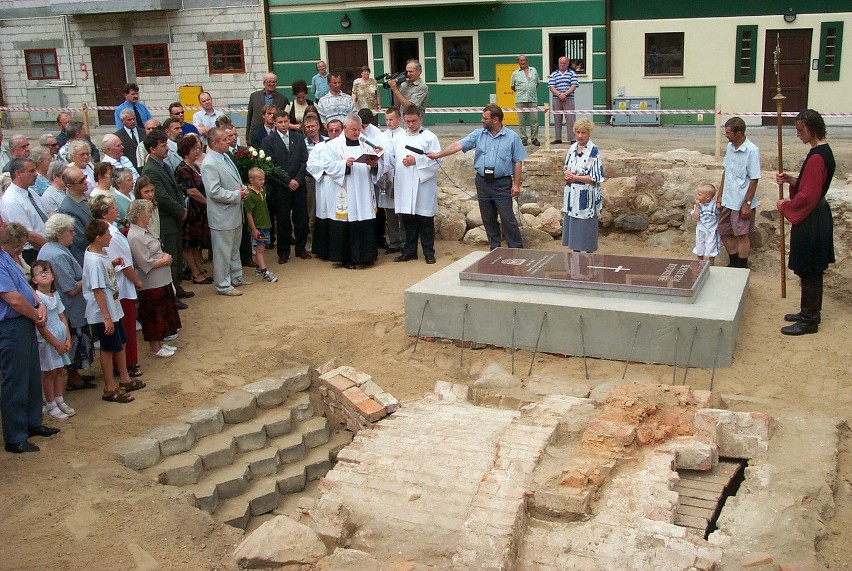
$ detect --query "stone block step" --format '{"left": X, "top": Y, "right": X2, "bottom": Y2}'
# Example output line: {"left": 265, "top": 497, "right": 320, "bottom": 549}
{"left": 270, "top": 432, "right": 306, "bottom": 465}
{"left": 297, "top": 416, "right": 329, "bottom": 449}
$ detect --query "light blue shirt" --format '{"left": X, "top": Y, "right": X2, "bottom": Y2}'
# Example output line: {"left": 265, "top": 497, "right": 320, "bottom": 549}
{"left": 459, "top": 126, "right": 528, "bottom": 179}
{"left": 311, "top": 73, "right": 329, "bottom": 100}
{"left": 0, "top": 249, "right": 37, "bottom": 320}
{"left": 721, "top": 137, "right": 760, "bottom": 210}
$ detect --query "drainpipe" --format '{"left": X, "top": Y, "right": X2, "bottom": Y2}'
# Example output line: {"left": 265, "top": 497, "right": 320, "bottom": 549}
{"left": 47, "top": 14, "right": 77, "bottom": 87}
{"left": 605, "top": 0, "right": 611, "bottom": 113}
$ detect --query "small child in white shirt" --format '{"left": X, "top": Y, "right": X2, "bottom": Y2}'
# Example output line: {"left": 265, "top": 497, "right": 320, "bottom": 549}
{"left": 691, "top": 183, "right": 720, "bottom": 264}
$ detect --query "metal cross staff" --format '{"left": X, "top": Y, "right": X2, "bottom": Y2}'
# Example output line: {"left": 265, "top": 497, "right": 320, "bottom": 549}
{"left": 773, "top": 33, "right": 788, "bottom": 298}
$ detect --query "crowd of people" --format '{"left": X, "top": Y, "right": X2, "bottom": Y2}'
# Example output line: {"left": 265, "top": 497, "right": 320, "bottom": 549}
{"left": 0, "top": 53, "right": 837, "bottom": 452}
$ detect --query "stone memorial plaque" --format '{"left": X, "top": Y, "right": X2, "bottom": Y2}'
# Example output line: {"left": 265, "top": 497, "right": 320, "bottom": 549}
{"left": 459, "top": 248, "right": 709, "bottom": 297}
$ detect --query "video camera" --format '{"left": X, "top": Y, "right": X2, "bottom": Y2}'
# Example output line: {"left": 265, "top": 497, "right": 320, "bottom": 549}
{"left": 377, "top": 71, "right": 407, "bottom": 90}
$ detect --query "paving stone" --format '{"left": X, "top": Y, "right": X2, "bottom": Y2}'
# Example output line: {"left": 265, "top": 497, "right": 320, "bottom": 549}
{"left": 175, "top": 408, "right": 224, "bottom": 439}
{"left": 299, "top": 416, "right": 329, "bottom": 448}
{"left": 212, "top": 464, "right": 251, "bottom": 499}
{"left": 286, "top": 392, "right": 313, "bottom": 422}
{"left": 243, "top": 447, "right": 280, "bottom": 479}
{"left": 242, "top": 376, "right": 288, "bottom": 408}
{"left": 148, "top": 454, "right": 203, "bottom": 486}
{"left": 245, "top": 478, "right": 281, "bottom": 516}
{"left": 224, "top": 421, "right": 267, "bottom": 453}
{"left": 109, "top": 437, "right": 161, "bottom": 470}
{"left": 272, "top": 432, "right": 306, "bottom": 465}
{"left": 185, "top": 481, "right": 219, "bottom": 513}
{"left": 217, "top": 499, "right": 251, "bottom": 530}
{"left": 254, "top": 407, "right": 292, "bottom": 438}
{"left": 274, "top": 363, "right": 311, "bottom": 394}
{"left": 277, "top": 464, "right": 307, "bottom": 494}
{"left": 216, "top": 389, "right": 257, "bottom": 424}
{"left": 146, "top": 423, "right": 195, "bottom": 457}
{"left": 193, "top": 433, "right": 237, "bottom": 470}
{"left": 304, "top": 448, "right": 332, "bottom": 482}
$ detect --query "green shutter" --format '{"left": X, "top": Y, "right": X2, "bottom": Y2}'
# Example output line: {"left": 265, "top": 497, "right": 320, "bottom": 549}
{"left": 818, "top": 21, "right": 843, "bottom": 82}
{"left": 734, "top": 25, "right": 757, "bottom": 83}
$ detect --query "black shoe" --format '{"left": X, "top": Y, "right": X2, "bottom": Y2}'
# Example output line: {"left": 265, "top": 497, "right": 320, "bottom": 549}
{"left": 532, "top": 139, "right": 540, "bottom": 146}
{"left": 726, "top": 253, "right": 740, "bottom": 267}
{"left": 784, "top": 312, "right": 822, "bottom": 324}
{"left": 425, "top": 256, "right": 436, "bottom": 264}
{"left": 5, "top": 441, "right": 39, "bottom": 453}
{"left": 781, "top": 321, "right": 819, "bottom": 336}
{"left": 394, "top": 254, "right": 417, "bottom": 262}
{"left": 176, "top": 300, "right": 189, "bottom": 310}
{"left": 521, "top": 138, "right": 528, "bottom": 145}
{"left": 29, "top": 425, "right": 60, "bottom": 437}
{"left": 176, "top": 289, "right": 195, "bottom": 299}
{"left": 553, "top": 139, "right": 563, "bottom": 145}
{"left": 385, "top": 247, "right": 401, "bottom": 254}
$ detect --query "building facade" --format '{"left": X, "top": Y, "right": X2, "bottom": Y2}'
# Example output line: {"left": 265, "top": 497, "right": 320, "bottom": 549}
{"left": 0, "top": 0, "right": 269, "bottom": 128}
{"left": 609, "top": 0, "right": 851, "bottom": 126}
{"left": 265, "top": 0, "right": 609, "bottom": 124}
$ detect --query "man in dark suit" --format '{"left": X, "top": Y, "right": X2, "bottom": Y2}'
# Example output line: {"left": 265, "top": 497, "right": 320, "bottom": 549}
{"left": 114, "top": 108, "right": 144, "bottom": 169}
{"left": 140, "top": 131, "right": 194, "bottom": 304}
{"left": 262, "top": 111, "right": 309, "bottom": 264}
{"left": 246, "top": 73, "right": 289, "bottom": 143}
{"left": 250, "top": 104, "right": 278, "bottom": 150}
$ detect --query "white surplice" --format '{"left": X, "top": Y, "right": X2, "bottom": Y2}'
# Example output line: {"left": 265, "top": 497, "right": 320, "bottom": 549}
{"left": 319, "top": 136, "right": 381, "bottom": 222}
{"left": 390, "top": 128, "right": 440, "bottom": 217}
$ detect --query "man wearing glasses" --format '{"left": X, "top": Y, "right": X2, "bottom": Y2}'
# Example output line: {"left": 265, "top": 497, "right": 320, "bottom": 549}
{"left": 56, "top": 166, "right": 93, "bottom": 265}
{"left": 39, "top": 134, "right": 60, "bottom": 158}
{"left": 1, "top": 159, "right": 48, "bottom": 265}
{"left": 168, "top": 103, "right": 200, "bottom": 137}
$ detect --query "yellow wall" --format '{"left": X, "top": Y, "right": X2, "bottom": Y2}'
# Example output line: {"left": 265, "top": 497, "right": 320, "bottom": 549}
{"left": 611, "top": 14, "right": 852, "bottom": 125}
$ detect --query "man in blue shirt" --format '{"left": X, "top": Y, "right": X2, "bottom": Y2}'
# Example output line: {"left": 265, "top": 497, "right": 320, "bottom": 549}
{"left": 0, "top": 206, "right": 58, "bottom": 453}
{"left": 114, "top": 83, "right": 152, "bottom": 129}
{"left": 427, "top": 105, "right": 526, "bottom": 249}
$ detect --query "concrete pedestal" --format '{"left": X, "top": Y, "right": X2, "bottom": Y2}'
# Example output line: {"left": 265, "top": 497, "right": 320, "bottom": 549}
{"left": 404, "top": 251, "right": 749, "bottom": 368}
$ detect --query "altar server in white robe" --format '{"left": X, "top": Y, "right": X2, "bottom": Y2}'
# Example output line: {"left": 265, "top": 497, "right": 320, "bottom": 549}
{"left": 315, "top": 113, "right": 382, "bottom": 268}
{"left": 306, "top": 119, "right": 342, "bottom": 260}
{"left": 391, "top": 105, "right": 441, "bottom": 264}
{"left": 378, "top": 107, "right": 406, "bottom": 254}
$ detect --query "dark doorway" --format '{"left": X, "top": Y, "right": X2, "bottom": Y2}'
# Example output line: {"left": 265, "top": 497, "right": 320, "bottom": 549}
{"left": 327, "top": 40, "right": 369, "bottom": 93}
{"left": 549, "top": 32, "right": 587, "bottom": 74}
{"left": 389, "top": 38, "right": 420, "bottom": 77}
{"left": 762, "top": 29, "right": 812, "bottom": 126}
{"left": 91, "top": 46, "right": 127, "bottom": 126}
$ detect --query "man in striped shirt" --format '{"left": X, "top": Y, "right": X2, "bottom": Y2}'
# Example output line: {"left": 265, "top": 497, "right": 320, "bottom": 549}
{"left": 548, "top": 57, "right": 579, "bottom": 144}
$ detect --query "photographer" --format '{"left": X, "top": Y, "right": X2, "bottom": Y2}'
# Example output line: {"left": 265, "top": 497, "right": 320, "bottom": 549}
{"left": 388, "top": 59, "right": 429, "bottom": 115}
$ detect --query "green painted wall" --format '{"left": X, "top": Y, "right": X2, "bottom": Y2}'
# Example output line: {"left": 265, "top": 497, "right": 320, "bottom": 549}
{"left": 267, "top": 1, "right": 608, "bottom": 124}
{"left": 611, "top": 0, "right": 850, "bottom": 20}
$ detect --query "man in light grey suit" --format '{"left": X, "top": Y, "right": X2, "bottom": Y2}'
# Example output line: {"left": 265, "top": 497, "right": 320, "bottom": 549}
{"left": 201, "top": 128, "right": 251, "bottom": 296}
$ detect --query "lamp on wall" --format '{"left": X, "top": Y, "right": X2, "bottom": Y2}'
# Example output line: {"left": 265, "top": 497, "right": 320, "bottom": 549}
{"left": 340, "top": 14, "right": 351, "bottom": 29}
{"left": 783, "top": 8, "right": 797, "bottom": 23}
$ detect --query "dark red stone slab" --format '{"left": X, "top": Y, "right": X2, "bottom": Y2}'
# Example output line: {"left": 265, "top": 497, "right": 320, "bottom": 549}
{"left": 459, "top": 248, "right": 709, "bottom": 297}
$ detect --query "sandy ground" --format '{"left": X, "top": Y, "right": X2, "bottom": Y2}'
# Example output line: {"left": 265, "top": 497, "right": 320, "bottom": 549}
{"left": 0, "top": 125, "right": 849, "bottom": 569}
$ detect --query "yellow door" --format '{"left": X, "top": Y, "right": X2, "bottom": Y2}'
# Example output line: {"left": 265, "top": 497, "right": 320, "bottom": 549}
{"left": 495, "top": 63, "right": 519, "bottom": 126}
{"left": 178, "top": 85, "right": 203, "bottom": 124}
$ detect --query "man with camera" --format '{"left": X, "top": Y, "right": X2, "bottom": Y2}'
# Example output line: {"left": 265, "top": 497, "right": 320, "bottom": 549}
{"left": 388, "top": 60, "right": 429, "bottom": 116}
{"left": 427, "top": 105, "right": 526, "bottom": 250}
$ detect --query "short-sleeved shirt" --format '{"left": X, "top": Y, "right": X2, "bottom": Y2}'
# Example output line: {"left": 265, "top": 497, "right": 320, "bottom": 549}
{"left": 0, "top": 249, "right": 37, "bottom": 321}
{"left": 82, "top": 249, "right": 124, "bottom": 325}
{"left": 311, "top": 74, "right": 329, "bottom": 100}
{"left": 548, "top": 68, "right": 579, "bottom": 98}
{"left": 37, "top": 241, "right": 85, "bottom": 327}
{"left": 510, "top": 67, "right": 540, "bottom": 103}
{"left": 721, "top": 137, "right": 761, "bottom": 210}
{"left": 0, "top": 183, "right": 47, "bottom": 251}
{"left": 244, "top": 188, "right": 272, "bottom": 229}
{"left": 399, "top": 80, "right": 429, "bottom": 113}
{"left": 459, "top": 126, "right": 528, "bottom": 179}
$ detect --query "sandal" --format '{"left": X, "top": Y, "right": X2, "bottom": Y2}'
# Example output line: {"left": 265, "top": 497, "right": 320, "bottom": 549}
{"left": 67, "top": 380, "right": 97, "bottom": 391}
{"left": 127, "top": 364, "right": 144, "bottom": 378}
{"left": 192, "top": 273, "right": 214, "bottom": 285}
{"left": 102, "top": 389, "right": 134, "bottom": 403}
{"left": 119, "top": 379, "right": 146, "bottom": 392}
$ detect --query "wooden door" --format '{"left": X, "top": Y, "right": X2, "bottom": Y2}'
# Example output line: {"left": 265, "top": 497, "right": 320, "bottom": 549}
{"left": 327, "top": 40, "right": 368, "bottom": 93}
{"left": 762, "top": 29, "right": 811, "bottom": 126}
{"left": 91, "top": 46, "right": 127, "bottom": 126}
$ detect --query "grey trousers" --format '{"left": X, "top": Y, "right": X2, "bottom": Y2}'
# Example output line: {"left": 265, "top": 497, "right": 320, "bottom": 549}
{"left": 211, "top": 226, "right": 244, "bottom": 292}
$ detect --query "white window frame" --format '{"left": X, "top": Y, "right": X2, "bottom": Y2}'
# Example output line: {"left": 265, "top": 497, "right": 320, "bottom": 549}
{"left": 435, "top": 30, "right": 479, "bottom": 84}
{"left": 318, "top": 34, "right": 375, "bottom": 71}
{"left": 541, "top": 26, "right": 594, "bottom": 79}
{"left": 381, "top": 32, "right": 426, "bottom": 79}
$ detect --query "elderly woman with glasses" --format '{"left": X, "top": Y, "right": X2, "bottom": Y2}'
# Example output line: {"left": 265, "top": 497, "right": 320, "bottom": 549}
{"left": 37, "top": 213, "right": 97, "bottom": 390}
{"left": 67, "top": 140, "right": 95, "bottom": 194}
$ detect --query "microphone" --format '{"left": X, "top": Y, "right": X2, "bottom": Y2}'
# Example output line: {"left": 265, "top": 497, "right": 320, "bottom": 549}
{"left": 404, "top": 145, "right": 425, "bottom": 155}
{"left": 358, "top": 134, "right": 379, "bottom": 150}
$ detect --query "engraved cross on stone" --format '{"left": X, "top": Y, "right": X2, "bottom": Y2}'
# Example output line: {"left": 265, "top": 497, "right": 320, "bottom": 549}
{"left": 587, "top": 265, "right": 630, "bottom": 273}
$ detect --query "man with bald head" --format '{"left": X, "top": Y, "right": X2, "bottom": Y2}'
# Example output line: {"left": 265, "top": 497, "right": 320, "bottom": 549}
{"left": 1, "top": 135, "right": 30, "bottom": 173}
{"left": 101, "top": 134, "right": 138, "bottom": 181}
{"left": 246, "top": 72, "right": 289, "bottom": 142}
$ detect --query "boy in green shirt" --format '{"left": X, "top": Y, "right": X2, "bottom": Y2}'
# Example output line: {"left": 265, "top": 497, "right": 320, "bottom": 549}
{"left": 244, "top": 167, "right": 278, "bottom": 283}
